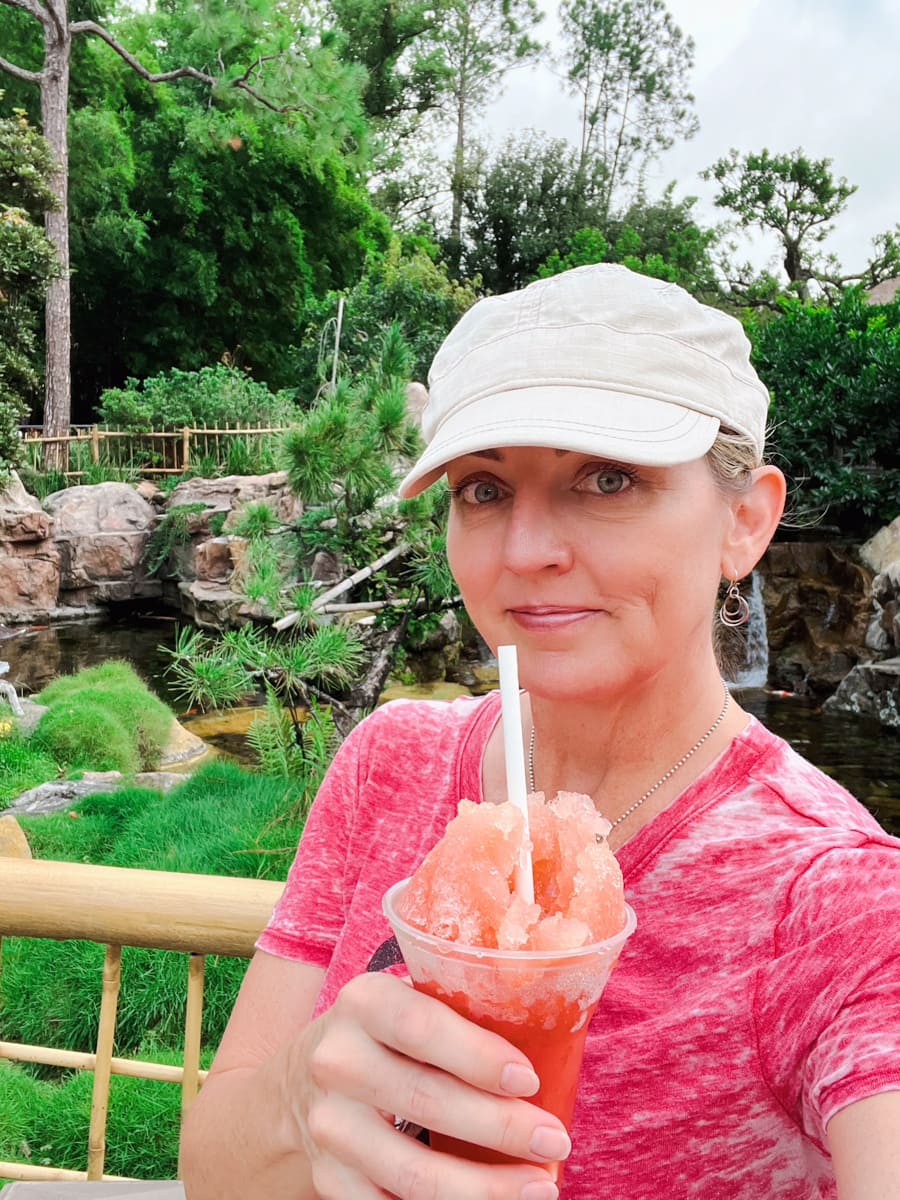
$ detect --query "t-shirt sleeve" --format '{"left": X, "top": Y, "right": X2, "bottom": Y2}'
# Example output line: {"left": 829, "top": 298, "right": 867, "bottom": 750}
{"left": 754, "top": 839, "right": 900, "bottom": 1149}
{"left": 255, "top": 712, "right": 373, "bottom": 967}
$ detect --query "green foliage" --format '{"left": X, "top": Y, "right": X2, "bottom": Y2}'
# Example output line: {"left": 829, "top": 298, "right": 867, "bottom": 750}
{"left": 230, "top": 500, "right": 278, "bottom": 539}
{"left": 284, "top": 322, "right": 422, "bottom": 540}
{"left": 748, "top": 288, "right": 900, "bottom": 532}
{"left": 161, "top": 626, "right": 255, "bottom": 712}
{"left": 144, "top": 503, "right": 207, "bottom": 576}
{"left": 703, "top": 147, "right": 900, "bottom": 303}
{"left": 35, "top": 661, "right": 174, "bottom": 773}
{"left": 246, "top": 691, "right": 338, "bottom": 795}
{"left": 97, "top": 364, "right": 298, "bottom": 433}
{"left": 239, "top": 537, "right": 289, "bottom": 615}
{"left": 0, "top": 103, "right": 59, "bottom": 470}
{"left": 0, "top": 728, "right": 59, "bottom": 804}
{"left": 296, "top": 240, "right": 477, "bottom": 385}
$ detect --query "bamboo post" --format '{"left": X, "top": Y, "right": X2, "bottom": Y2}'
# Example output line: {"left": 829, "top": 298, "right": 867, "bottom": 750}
{"left": 87, "top": 943, "right": 122, "bottom": 1180}
{"left": 91, "top": 426, "right": 100, "bottom": 464}
{"left": 182, "top": 426, "right": 191, "bottom": 471}
{"left": 181, "top": 952, "right": 205, "bottom": 1115}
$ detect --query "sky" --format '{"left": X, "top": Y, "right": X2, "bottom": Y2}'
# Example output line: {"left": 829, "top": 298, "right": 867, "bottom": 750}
{"left": 481, "top": 0, "right": 900, "bottom": 278}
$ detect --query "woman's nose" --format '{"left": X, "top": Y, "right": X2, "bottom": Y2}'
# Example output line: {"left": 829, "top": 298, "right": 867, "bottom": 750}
{"left": 500, "top": 493, "right": 574, "bottom": 575}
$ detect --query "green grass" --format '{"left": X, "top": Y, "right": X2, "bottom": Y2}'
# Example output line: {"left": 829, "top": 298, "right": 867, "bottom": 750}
{"left": 1, "top": 698, "right": 317, "bottom": 1182}
{"left": 36, "top": 660, "right": 173, "bottom": 772}
{"left": 0, "top": 731, "right": 60, "bottom": 804}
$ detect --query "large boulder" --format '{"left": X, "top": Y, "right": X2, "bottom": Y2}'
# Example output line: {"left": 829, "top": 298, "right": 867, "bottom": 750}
{"left": 760, "top": 541, "right": 874, "bottom": 696}
{"left": 0, "top": 472, "right": 60, "bottom": 620}
{"left": 44, "top": 481, "right": 161, "bottom": 606}
{"left": 823, "top": 656, "right": 900, "bottom": 728}
{"left": 165, "top": 472, "right": 302, "bottom": 539}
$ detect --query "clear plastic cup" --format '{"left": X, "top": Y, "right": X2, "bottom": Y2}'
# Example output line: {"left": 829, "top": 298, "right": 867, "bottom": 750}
{"left": 383, "top": 878, "right": 636, "bottom": 1186}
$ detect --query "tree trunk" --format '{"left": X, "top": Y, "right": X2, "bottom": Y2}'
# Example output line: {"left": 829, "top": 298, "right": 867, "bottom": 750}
{"left": 447, "top": 23, "right": 469, "bottom": 277}
{"left": 40, "top": 0, "right": 72, "bottom": 471}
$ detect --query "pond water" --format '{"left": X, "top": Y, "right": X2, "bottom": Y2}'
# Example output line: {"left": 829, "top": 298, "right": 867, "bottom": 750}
{"left": 4, "top": 614, "right": 899, "bottom": 836}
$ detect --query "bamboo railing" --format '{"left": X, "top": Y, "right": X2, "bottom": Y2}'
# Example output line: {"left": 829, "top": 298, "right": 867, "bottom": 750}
{"left": 0, "top": 857, "right": 284, "bottom": 1183}
{"left": 20, "top": 424, "right": 291, "bottom": 477}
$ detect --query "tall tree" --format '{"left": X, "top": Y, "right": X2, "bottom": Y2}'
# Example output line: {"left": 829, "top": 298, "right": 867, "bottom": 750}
{"left": 559, "top": 0, "right": 698, "bottom": 221}
{"left": 435, "top": 0, "right": 543, "bottom": 274}
{"left": 462, "top": 132, "right": 608, "bottom": 290}
{"left": 702, "top": 147, "right": 900, "bottom": 303}
{"left": 0, "top": 0, "right": 369, "bottom": 464}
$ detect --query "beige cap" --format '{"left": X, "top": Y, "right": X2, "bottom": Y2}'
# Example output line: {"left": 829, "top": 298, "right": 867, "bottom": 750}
{"left": 399, "top": 264, "right": 770, "bottom": 497}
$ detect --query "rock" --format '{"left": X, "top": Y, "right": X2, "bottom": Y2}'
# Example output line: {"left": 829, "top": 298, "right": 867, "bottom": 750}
{"left": 761, "top": 542, "right": 874, "bottom": 696}
{"left": 177, "top": 579, "right": 254, "bottom": 631}
{"left": 135, "top": 478, "right": 166, "bottom": 507}
{"left": 0, "top": 770, "right": 188, "bottom": 818}
{"left": 823, "top": 656, "right": 900, "bottom": 728}
{"left": 44, "top": 482, "right": 161, "bottom": 607}
{"left": 0, "top": 471, "right": 53, "bottom": 542}
{"left": 0, "top": 472, "right": 61, "bottom": 621}
{"left": 860, "top": 516, "right": 900, "bottom": 575}
{"left": 13, "top": 698, "right": 48, "bottom": 737}
{"left": 0, "top": 813, "right": 31, "bottom": 858}
{"left": 160, "top": 716, "right": 208, "bottom": 766}
{"left": 308, "top": 549, "right": 342, "bottom": 584}
{"left": 166, "top": 472, "right": 302, "bottom": 537}
{"left": 192, "top": 536, "right": 245, "bottom": 584}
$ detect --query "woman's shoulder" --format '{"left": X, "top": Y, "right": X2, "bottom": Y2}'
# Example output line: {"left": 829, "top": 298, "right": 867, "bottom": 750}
{"left": 343, "top": 691, "right": 500, "bottom": 787}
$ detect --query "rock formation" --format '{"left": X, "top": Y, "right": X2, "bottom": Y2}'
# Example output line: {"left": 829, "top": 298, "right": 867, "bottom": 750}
{"left": 44, "top": 481, "right": 161, "bottom": 607}
{"left": 0, "top": 472, "right": 60, "bottom": 621}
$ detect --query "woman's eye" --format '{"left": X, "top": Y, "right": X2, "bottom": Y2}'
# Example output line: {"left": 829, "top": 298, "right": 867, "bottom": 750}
{"left": 452, "top": 479, "right": 504, "bottom": 504}
{"left": 578, "top": 467, "right": 634, "bottom": 495}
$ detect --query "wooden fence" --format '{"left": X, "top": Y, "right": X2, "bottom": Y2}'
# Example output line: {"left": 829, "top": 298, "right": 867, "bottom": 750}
{"left": 0, "top": 857, "right": 284, "bottom": 1182}
{"left": 20, "top": 425, "right": 292, "bottom": 478}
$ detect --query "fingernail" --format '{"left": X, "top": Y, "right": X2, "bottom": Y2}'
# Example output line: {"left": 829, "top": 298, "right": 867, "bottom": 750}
{"left": 500, "top": 1062, "right": 540, "bottom": 1095}
{"left": 529, "top": 1125, "right": 572, "bottom": 1161}
{"left": 520, "top": 1181, "right": 559, "bottom": 1200}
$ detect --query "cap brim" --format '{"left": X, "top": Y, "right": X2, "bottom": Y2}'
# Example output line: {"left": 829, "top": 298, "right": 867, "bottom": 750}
{"left": 398, "top": 385, "right": 720, "bottom": 498}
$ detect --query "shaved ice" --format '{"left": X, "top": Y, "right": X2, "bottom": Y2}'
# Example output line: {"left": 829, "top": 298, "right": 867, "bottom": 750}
{"left": 398, "top": 791, "right": 626, "bottom": 951}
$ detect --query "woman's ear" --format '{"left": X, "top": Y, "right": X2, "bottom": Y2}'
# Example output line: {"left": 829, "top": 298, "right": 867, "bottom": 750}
{"left": 721, "top": 465, "right": 787, "bottom": 579}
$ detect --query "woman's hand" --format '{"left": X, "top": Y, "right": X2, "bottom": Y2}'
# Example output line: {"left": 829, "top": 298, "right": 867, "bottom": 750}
{"left": 291, "top": 971, "right": 568, "bottom": 1200}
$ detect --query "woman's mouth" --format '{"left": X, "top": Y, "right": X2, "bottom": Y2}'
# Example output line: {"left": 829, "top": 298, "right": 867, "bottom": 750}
{"left": 507, "top": 606, "right": 600, "bottom": 631}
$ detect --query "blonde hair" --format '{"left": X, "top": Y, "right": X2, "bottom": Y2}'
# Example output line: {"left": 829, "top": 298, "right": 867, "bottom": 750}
{"left": 705, "top": 426, "right": 763, "bottom": 495}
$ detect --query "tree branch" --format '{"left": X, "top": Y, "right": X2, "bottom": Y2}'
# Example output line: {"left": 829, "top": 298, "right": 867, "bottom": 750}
{"left": 69, "top": 21, "right": 310, "bottom": 114}
{"left": 0, "top": 53, "right": 43, "bottom": 85}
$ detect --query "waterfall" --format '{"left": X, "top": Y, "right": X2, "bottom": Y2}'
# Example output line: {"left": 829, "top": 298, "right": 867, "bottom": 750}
{"left": 726, "top": 570, "right": 769, "bottom": 689}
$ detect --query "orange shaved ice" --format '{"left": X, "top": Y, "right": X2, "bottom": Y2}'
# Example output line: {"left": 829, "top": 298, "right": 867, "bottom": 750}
{"left": 397, "top": 791, "right": 626, "bottom": 951}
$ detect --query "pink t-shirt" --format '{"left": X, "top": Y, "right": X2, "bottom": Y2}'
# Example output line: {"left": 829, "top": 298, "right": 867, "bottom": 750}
{"left": 258, "top": 693, "right": 900, "bottom": 1198}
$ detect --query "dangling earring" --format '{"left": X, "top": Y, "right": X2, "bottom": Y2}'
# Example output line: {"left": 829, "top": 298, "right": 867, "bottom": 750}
{"left": 719, "top": 578, "right": 751, "bottom": 627}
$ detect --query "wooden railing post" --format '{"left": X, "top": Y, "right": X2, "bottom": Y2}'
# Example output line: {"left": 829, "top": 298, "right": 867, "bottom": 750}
{"left": 182, "top": 426, "right": 191, "bottom": 471}
{"left": 182, "top": 952, "right": 205, "bottom": 1115}
{"left": 91, "top": 425, "right": 101, "bottom": 464}
{"left": 87, "top": 944, "right": 122, "bottom": 1180}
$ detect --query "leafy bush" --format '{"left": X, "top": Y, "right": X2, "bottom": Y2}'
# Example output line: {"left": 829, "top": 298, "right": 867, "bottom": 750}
{"left": 294, "top": 240, "right": 478, "bottom": 387}
{"left": 96, "top": 364, "right": 299, "bottom": 433}
{"left": 749, "top": 288, "right": 900, "bottom": 533}
{"left": 36, "top": 660, "right": 173, "bottom": 772}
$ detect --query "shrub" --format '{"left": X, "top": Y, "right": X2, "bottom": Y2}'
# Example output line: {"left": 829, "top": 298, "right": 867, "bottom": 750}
{"left": 34, "top": 700, "right": 139, "bottom": 774}
{"left": 749, "top": 288, "right": 900, "bottom": 534}
{"left": 96, "top": 364, "right": 299, "bottom": 434}
{"left": 36, "top": 660, "right": 174, "bottom": 772}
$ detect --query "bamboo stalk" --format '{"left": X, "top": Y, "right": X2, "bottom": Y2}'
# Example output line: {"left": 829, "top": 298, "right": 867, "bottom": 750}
{"left": 0, "top": 1039, "right": 210, "bottom": 1085}
{"left": 91, "top": 426, "right": 100, "bottom": 463}
{"left": 273, "top": 542, "right": 410, "bottom": 632}
{"left": 181, "top": 953, "right": 206, "bottom": 1115}
{"left": 87, "top": 944, "right": 122, "bottom": 1180}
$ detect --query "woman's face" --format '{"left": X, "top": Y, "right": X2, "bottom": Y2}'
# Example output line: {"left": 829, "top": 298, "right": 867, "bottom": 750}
{"left": 445, "top": 445, "right": 737, "bottom": 702}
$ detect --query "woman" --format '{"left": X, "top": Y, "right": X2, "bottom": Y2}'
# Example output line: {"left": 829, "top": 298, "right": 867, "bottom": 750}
{"left": 181, "top": 266, "right": 900, "bottom": 1199}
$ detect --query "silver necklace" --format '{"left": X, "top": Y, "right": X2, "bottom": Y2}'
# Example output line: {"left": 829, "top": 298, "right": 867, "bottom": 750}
{"left": 527, "top": 684, "right": 731, "bottom": 831}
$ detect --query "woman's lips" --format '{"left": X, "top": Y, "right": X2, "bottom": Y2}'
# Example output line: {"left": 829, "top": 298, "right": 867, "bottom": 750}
{"left": 508, "top": 606, "right": 600, "bottom": 631}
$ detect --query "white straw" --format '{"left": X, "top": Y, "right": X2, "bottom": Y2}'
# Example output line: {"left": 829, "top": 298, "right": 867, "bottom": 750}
{"left": 497, "top": 644, "right": 535, "bottom": 905}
